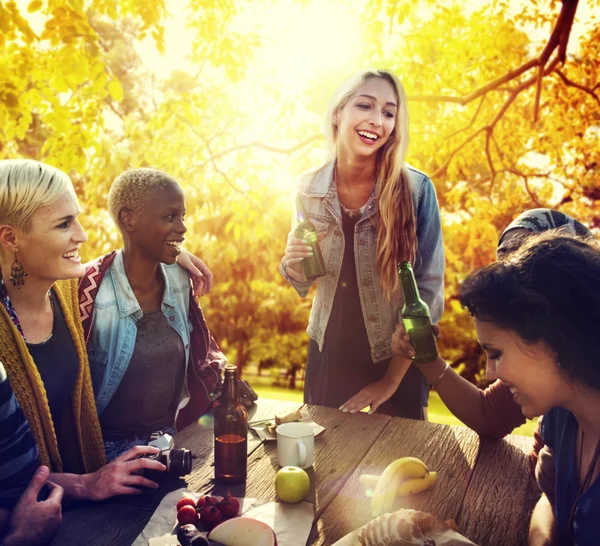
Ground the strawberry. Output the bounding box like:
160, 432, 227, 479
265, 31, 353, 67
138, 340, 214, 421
177, 505, 199, 526
216, 494, 240, 518
199, 505, 223, 530
176, 497, 196, 511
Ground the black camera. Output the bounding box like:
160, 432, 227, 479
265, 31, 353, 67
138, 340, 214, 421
145, 431, 192, 476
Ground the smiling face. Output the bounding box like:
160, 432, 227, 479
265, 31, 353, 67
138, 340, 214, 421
127, 182, 187, 265
11, 189, 87, 282
474, 318, 571, 418
334, 77, 398, 160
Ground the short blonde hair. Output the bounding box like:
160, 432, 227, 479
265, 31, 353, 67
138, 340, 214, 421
108, 168, 180, 228
0, 159, 73, 232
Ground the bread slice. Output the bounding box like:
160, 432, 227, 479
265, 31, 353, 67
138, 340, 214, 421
275, 409, 302, 425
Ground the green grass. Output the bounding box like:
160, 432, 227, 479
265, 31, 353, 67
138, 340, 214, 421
253, 385, 537, 437
254, 385, 306, 402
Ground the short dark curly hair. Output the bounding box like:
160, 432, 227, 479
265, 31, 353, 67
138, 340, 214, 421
459, 232, 600, 391
108, 168, 179, 228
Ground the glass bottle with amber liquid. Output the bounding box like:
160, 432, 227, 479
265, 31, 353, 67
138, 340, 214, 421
214, 365, 248, 484
294, 196, 326, 280
397, 261, 438, 364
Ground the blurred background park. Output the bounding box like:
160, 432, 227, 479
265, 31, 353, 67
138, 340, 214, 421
2, 0, 599, 436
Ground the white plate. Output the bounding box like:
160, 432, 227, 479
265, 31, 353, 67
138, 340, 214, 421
250, 411, 325, 441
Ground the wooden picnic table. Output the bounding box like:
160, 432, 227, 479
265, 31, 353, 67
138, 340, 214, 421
51, 399, 540, 546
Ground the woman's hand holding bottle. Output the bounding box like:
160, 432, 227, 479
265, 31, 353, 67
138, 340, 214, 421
392, 323, 440, 361
283, 231, 325, 283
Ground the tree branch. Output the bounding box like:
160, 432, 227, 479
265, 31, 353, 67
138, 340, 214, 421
554, 69, 600, 107
407, 59, 539, 106
173, 113, 254, 199
446, 96, 486, 139
533, 66, 545, 123
207, 119, 236, 145
410, 0, 578, 110
432, 127, 485, 178
197, 134, 324, 168
412, 1, 582, 178
500, 168, 547, 206
556, 0, 579, 63
431, 57, 560, 180
491, 133, 504, 162
107, 101, 124, 121
202, 139, 263, 207
485, 128, 496, 195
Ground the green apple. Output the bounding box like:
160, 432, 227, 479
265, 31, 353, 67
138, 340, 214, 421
275, 466, 310, 504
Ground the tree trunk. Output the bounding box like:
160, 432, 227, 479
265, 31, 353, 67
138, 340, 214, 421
287, 365, 299, 389
235, 341, 246, 380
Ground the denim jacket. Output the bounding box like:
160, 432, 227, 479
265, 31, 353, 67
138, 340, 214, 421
280, 161, 445, 363
87, 251, 199, 421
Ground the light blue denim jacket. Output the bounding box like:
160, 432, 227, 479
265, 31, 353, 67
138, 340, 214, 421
88, 250, 193, 418
280, 161, 445, 363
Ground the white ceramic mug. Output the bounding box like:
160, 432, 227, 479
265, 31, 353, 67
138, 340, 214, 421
276, 422, 314, 469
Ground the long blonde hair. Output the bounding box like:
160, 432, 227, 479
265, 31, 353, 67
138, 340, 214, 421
326, 69, 416, 298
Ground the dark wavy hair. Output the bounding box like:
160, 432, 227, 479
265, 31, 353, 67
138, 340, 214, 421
459, 232, 600, 391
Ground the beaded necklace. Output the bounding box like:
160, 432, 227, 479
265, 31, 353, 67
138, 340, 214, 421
0, 278, 55, 342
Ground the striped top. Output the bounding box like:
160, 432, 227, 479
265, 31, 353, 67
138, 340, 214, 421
0, 361, 38, 510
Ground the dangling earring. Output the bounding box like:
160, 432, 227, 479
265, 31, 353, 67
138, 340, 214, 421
10, 252, 27, 288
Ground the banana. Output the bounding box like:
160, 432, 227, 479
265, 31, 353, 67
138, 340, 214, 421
396, 471, 438, 496
370, 457, 430, 517
358, 474, 380, 498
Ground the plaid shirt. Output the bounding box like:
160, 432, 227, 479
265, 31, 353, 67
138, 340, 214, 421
0, 362, 39, 510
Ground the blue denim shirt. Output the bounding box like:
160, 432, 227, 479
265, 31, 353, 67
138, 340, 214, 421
88, 250, 193, 419
541, 407, 600, 545
280, 161, 445, 363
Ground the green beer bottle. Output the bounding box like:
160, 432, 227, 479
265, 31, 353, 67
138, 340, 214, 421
294, 196, 326, 280
397, 261, 438, 364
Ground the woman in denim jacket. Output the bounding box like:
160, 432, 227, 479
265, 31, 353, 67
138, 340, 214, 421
281, 69, 444, 419
82, 168, 225, 461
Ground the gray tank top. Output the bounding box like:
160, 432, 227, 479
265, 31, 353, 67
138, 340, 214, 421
100, 308, 186, 441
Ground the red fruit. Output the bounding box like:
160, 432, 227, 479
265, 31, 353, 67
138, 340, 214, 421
176, 497, 196, 511
216, 494, 240, 518
177, 505, 199, 526
199, 505, 223, 530
196, 495, 218, 511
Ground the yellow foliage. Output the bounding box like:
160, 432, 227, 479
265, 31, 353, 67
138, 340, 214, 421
27, 0, 43, 13
1, 0, 599, 382
107, 79, 123, 101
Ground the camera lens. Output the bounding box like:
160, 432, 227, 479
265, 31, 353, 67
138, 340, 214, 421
169, 448, 192, 476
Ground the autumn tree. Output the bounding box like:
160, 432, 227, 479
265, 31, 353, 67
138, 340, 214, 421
1, 0, 598, 386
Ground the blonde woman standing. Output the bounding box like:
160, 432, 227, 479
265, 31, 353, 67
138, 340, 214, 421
281, 70, 444, 418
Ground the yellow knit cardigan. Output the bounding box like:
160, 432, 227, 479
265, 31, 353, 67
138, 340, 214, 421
0, 278, 106, 473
